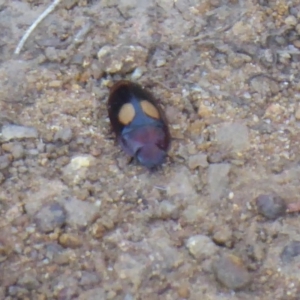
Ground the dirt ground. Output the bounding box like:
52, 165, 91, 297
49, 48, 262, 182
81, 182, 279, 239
1, 0, 300, 299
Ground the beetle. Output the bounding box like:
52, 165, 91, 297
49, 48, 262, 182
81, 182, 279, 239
107, 80, 171, 169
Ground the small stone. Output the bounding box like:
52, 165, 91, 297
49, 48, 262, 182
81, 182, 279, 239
8, 286, 29, 297
0, 242, 12, 262
293, 40, 300, 49
296, 24, 300, 35
17, 273, 39, 290
114, 253, 147, 290
185, 235, 218, 261
2, 142, 24, 159
54, 250, 71, 265
198, 103, 212, 118
280, 241, 300, 263
62, 0, 79, 10
48, 80, 62, 88
45, 47, 60, 62
188, 153, 208, 169
59, 233, 82, 249
155, 58, 167, 67
62, 155, 95, 185
79, 271, 101, 286
208, 163, 231, 202
177, 285, 190, 298
167, 167, 196, 197
2, 125, 38, 141
60, 197, 99, 228
256, 194, 286, 220
97, 44, 147, 74
213, 226, 233, 248
213, 254, 251, 290
228, 53, 252, 68
250, 75, 279, 96
53, 128, 73, 143
295, 106, 300, 120
34, 203, 66, 233
181, 205, 205, 224
90, 223, 106, 239
26, 149, 39, 157
0, 155, 11, 170
157, 200, 179, 220
131, 67, 145, 80
216, 122, 249, 152
284, 15, 297, 27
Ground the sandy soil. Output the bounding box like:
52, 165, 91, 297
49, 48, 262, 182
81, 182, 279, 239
1, 0, 300, 299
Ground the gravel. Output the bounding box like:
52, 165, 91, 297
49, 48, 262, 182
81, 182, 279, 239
60, 197, 99, 228
208, 163, 231, 202
1, 125, 38, 141
216, 122, 249, 152
58, 233, 83, 249
1, 0, 300, 299
256, 194, 287, 220
213, 253, 251, 290
185, 234, 219, 261
280, 241, 300, 263
53, 128, 73, 143
34, 202, 66, 233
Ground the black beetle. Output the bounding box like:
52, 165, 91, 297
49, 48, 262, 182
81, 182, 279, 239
108, 80, 171, 169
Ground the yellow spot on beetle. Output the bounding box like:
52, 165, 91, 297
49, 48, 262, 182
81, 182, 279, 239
140, 100, 160, 119
118, 103, 135, 125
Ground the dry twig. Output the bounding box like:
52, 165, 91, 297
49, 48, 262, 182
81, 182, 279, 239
14, 0, 62, 55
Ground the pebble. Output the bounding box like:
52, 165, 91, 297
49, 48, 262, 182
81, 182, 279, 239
131, 67, 145, 80
256, 194, 286, 220
284, 15, 297, 27
167, 167, 196, 196
208, 163, 231, 202
213, 254, 251, 290
2, 142, 24, 159
280, 241, 300, 263
90, 223, 106, 239
79, 271, 101, 286
213, 226, 233, 248
185, 235, 218, 261
60, 197, 99, 228
59, 233, 83, 249
46, 243, 72, 265
155, 58, 167, 67
45, 47, 60, 62
188, 153, 208, 170
1, 125, 38, 141
34, 203, 66, 233
177, 285, 190, 298
250, 75, 279, 96
216, 122, 249, 152
0, 242, 12, 262
114, 253, 147, 290
157, 200, 179, 220
97, 44, 147, 74
63, 155, 95, 185
17, 273, 39, 290
8, 286, 29, 297
228, 52, 252, 68
0, 155, 11, 170
53, 128, 73, 143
